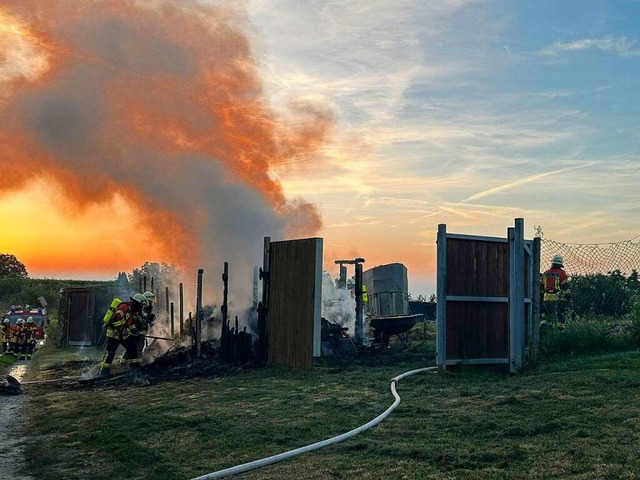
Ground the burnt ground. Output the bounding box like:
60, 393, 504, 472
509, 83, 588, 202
0, 361, 33, 480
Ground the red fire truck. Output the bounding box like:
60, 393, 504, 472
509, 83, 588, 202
2, 305, 48, 348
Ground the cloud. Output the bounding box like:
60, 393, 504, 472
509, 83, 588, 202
539, 35, 640, 56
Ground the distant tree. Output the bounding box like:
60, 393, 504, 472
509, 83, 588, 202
128, 262, 183, 288
0, 253, 28, 279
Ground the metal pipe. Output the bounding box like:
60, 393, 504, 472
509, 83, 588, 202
190, 366, 437, 480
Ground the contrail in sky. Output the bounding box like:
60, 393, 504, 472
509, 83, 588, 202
461, 163, 593, 203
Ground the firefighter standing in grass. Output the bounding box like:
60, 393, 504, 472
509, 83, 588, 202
98, 293, 146, 378
1, 317, 11, 355
23, 316, 39, 360
542, 255, 572, 325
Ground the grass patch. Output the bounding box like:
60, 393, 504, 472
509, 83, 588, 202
0, 352, 17, 376
19, 336, 640, 480
540, 315, 639, 356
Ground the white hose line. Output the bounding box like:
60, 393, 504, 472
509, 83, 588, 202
191, 366, 437, 480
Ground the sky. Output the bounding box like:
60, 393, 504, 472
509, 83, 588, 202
0, 0, 639, 297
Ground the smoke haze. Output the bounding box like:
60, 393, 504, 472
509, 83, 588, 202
0, 1, 332, 301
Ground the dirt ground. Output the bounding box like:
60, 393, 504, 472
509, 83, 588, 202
0, 362, 33, 480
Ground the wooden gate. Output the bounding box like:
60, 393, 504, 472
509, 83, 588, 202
66, 289, 96, 346
436, 218, 540, 373
266, 237, 323, 368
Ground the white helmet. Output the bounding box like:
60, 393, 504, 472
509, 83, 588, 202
16, 318, 25, 325
142, 291, 156, 304
26, 316, 34, 323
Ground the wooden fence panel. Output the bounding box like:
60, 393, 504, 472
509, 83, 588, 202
437, 220, 539, 371
267, 238, 322, 368
446, 238, 510, 297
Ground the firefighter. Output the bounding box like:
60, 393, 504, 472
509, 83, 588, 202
542, 255, 572, 325
1, 317, 11, 355
122, 290, 156, 364
13, 318, 26, 359
98, 293, 146, 378
23, 316, 39, 360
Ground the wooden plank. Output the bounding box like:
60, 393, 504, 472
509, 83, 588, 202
509, 218, 525, 373
446, 238, 509, 297
531, 237, 542, 363
446, 301, 509, 360
446, 296, 508, 303
437, 224, 447, 369
446, 233, 508, 243
445, 358, 509, 365
267, 238, 322, 369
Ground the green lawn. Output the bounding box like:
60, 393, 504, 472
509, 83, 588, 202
0, 352, 17, 376
20, 339, 640, 480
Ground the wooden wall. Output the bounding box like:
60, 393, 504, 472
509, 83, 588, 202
267, 238, 322, 368
445, 238, 510, 361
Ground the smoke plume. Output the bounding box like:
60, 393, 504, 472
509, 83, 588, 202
0, 1, 331, 302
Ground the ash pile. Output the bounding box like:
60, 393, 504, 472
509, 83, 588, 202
136, 315, 257, 382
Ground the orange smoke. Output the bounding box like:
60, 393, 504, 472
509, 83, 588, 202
0, 1, 331, 276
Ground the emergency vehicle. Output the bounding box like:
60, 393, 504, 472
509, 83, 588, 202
2, 305, 48, 348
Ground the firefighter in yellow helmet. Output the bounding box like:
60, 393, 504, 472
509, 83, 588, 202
98, 293, 145, 378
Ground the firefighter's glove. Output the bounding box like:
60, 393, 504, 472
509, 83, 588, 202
121, 327, 136, 340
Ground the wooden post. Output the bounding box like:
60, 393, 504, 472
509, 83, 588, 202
436, 224, 447, 370
195, 269, 204, 358
151, 277, 154, 292
221, 262, 229, 360
179, 282, 184, 337
170, 302, 174, 337
165, 286, 169, 316
509, 218, 525, 373
531, 237, 542, 364
138, 278, 142, 293
258, 237, 270, 364
355, 262, 363, 345
143, 275, 147, 292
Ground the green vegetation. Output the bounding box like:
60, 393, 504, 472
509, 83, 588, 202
0, 352, 16, 376
0, 277, 113, 313
19, 332, 640, 480
0, 253, 28, 279
571, 269, 640, 317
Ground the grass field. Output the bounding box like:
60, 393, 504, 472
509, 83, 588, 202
18, 332, 640, 480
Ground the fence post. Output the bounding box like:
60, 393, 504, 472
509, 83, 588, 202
179, 282, 184, 337
531, 237, 542, 363
170, 302, 174, 337
509, 219, 525, 373
436, 224, 447, 370
195, 269, 204, 358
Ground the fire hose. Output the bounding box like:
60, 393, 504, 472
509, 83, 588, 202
190, 366, 438, 480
